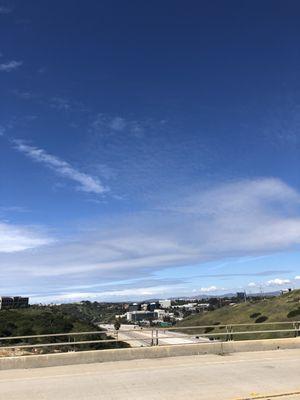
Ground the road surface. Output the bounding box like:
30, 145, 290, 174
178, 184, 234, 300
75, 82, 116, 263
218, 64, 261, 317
99, 324, 209, 347
1, 349, 300, 399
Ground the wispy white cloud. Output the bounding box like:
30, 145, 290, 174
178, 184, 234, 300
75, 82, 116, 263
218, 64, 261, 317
266, 278, 291, 286
248, 282, 257, 288
90, 114, 145, 137
0, 205, 29, 214
109, 116, 126, 131
0, 60, 23, 72
199, 286, 218, 293
12, 89, 37, 100
295, 276, 300, 280
36, 285, 180, 303
13, 140, 108, 194
0, 6, 13, 14
1, 177, 300, 301
0, 222, 53, 253
50, 97, 72, 111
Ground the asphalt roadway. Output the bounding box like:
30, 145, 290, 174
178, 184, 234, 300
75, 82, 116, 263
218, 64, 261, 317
0, 348, 300, 400
99, 324, 210, 347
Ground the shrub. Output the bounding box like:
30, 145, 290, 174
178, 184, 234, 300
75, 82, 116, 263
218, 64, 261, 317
250, 312, 261, 319
287, 309, 300, 318
255, 315, 268, 323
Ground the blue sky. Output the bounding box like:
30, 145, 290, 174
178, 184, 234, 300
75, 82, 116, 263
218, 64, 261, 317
1, 0, 300, 303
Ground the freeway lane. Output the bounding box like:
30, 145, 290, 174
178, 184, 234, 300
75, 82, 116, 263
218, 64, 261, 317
1, 349, 300, 399
99, 324, 210, 347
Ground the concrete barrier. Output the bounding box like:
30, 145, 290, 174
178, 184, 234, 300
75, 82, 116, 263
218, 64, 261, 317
0, 337, 300, 370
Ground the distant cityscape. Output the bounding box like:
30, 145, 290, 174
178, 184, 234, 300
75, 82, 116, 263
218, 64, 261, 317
106, 289, 292, 327
0, 289, 293, 328
118, 299, 211, 326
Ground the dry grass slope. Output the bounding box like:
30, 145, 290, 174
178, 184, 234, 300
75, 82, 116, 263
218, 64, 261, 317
176, 290, 300, 340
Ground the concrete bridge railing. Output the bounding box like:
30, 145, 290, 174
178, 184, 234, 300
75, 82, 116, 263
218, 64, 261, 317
0, 320, 299, 354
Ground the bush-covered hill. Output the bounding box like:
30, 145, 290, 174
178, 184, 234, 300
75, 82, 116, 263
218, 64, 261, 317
57, 301, 124, 324
0, 306, 129, 354
0, 307, 95, 337
176, 289, 300, 340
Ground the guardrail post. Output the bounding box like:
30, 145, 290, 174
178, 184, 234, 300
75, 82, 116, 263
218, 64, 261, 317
225, 325, 230, 341
225, 325, 234, 341
293, 322, 299, 337
151, 329, 154, 346
155, 329, 159, 346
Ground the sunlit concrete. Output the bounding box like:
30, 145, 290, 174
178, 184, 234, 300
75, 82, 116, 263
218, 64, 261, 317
1, 349, 300, 399
99, 323, 209, 347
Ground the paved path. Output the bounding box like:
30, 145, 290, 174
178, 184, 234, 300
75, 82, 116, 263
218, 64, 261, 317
1, 349, 300, 399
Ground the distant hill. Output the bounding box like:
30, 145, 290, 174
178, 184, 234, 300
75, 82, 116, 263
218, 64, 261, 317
144, 291, 281, 302
57, 301, 124, 324
176, 289, 300, 340
0, 305, 129, 356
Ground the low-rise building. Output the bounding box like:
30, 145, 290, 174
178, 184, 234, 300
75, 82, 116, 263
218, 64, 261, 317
173, 302, 197, 310
126, 311, 156, 323
159, 299, 171, 309
154, 309, 166, 319
198, 303, 210, 310
236, 292, 247, 301
128, 303, 139, 312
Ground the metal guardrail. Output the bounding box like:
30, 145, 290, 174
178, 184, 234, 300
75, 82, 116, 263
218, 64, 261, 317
0, 321, 299, 354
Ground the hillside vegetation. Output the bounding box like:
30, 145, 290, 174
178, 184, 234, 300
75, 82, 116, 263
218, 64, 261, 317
176, 290, 300, 340
0, 306, 129, 355
57, 301, 124, 324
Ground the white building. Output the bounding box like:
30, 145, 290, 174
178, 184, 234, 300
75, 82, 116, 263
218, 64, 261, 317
154, 309, 166, 319
159, 299, 171, 309
173, 303, 197, 310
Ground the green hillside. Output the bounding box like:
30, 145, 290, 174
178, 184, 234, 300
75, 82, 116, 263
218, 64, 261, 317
57, 301, 124, 324
176, 290, 300, 340
0, 306, 129, 356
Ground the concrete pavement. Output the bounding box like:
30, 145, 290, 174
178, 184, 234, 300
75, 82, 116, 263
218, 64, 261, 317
99, 323, 209, 347
1, 348, 300, 399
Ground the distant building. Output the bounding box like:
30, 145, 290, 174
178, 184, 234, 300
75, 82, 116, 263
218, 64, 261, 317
0, 296, 29, 310
173, 303, 197, 310
159, 299, 171, 309
148, 302, 158, 312
140, 303, 149, 311
128, 303, 139, 312
154, 309, 166, 319
236, 292, 247, 301
126, 311, 156, 322
198, 303, 210, 310
281, 288, 292, 295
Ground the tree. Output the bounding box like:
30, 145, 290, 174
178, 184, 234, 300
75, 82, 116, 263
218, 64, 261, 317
114, 320, 121, 331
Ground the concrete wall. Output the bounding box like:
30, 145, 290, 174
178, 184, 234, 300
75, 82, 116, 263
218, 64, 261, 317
1, 337, 300, 371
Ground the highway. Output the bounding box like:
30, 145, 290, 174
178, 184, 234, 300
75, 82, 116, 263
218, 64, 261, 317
99, 324, 210, 347
1, 348, 300, 399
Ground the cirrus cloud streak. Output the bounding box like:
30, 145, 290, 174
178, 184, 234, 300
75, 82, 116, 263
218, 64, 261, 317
13, 140, 107, 194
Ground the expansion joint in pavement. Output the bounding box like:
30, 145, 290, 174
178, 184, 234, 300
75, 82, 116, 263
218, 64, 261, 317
235, 390, 300, 400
